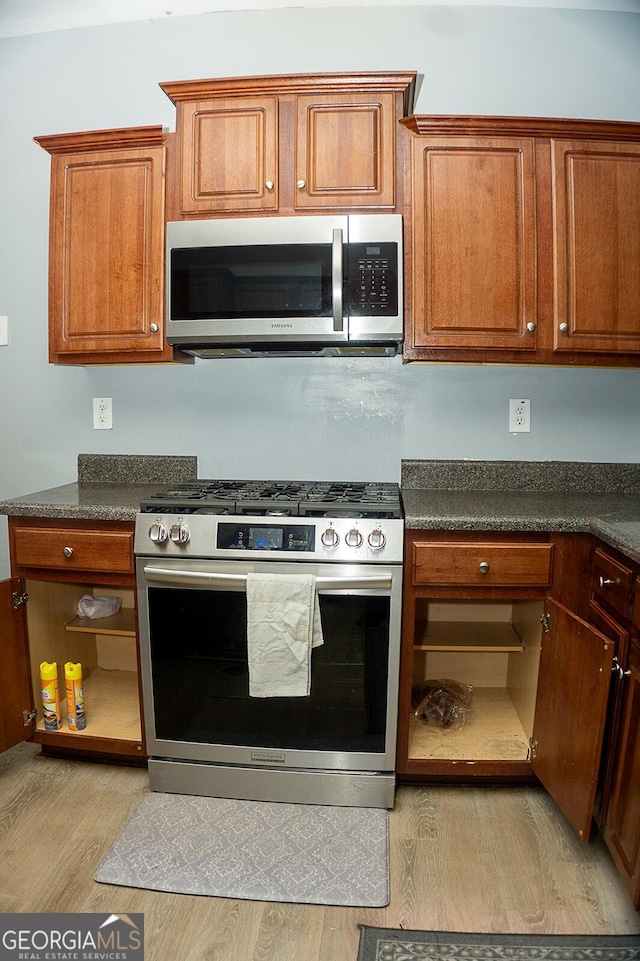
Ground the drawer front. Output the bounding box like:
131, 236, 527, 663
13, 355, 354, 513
13, 526, 133, 574
592, 549, 634, 621
411, 541, 553, 587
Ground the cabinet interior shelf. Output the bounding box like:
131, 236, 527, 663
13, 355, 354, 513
65, 608, 136, 637
35, 668, 141, 742
415, 620, 524, 653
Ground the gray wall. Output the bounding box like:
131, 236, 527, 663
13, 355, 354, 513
1, 4, 640, 578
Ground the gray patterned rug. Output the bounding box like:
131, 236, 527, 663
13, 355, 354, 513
357, 928, 640, 961
95, 792, 389, 907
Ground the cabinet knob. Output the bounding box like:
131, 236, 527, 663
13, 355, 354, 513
598, 576, 616, 588
149, 323, 159, 333
265, 180, 274, 191
613, 657, 632, 680
296, 179, 306, 189
526, 322, 536, 332
559, 322, 569, 333
478, 561, 489, 574
63, 546, 74, 559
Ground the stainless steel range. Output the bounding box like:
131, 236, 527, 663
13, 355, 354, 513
134, 479, 404, 808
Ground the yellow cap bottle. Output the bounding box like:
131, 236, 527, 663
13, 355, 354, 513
64, 661, 86, 731
40, 661, 62, 731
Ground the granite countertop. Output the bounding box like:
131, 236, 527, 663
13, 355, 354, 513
0, 454, 198, 522
2, 455, 640, 566
401, 460, 640, 566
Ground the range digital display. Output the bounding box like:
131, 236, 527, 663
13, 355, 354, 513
216, 523, 315, 552
248, 526, 283, 550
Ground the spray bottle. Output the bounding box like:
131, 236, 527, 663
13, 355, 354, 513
40, 661, 62, 730
64, 661, 86, 731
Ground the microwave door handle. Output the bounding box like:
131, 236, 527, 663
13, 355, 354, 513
332, 228, 344, 333
142, 566, 392, 592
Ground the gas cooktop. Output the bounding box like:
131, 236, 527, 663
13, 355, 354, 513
140, 479, 403, 519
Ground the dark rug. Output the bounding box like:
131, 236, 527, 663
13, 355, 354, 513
357, 927, 640, 961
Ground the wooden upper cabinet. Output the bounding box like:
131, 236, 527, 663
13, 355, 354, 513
175, 95, 279, 214
402, 115, 640, 366
552, 139, 640, 355
293, 92, 397, 209
34, 126, 182, 365
161, 72, 416, 216
407, 134, 537, 354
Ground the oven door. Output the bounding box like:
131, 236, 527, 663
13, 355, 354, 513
136, 557, 402, 773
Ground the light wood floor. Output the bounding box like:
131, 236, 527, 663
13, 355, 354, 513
1, 743, 638, 961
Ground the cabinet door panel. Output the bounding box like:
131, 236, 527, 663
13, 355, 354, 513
49, 146, 166, 357
180, 97, 278, 213
604, 643, 640, 909
295, 93, 396, 209
532, 597, 614, 840
410, 136, 537, 351
0, 579, 33, 753
553, 139, 640, 353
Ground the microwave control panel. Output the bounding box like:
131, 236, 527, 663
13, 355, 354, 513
347, 243, 398, 316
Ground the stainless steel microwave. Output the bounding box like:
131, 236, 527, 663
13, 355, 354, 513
165, 214, 403, 357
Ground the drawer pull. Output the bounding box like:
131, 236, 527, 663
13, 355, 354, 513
478, 561, 490, 574
598, 576, 616, 588
63, 546, 74, 558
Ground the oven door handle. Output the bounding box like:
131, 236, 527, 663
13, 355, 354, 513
142, 566, 392, 592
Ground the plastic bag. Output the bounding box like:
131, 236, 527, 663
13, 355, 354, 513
412, 678, 473, 731
76, 594, 122, 619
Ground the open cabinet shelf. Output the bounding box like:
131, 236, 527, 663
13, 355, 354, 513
65, 608, 136, 637
415, 620, 524, 652
34, 668, 142, 742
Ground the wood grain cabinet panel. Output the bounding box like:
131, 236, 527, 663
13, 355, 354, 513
401, 116, 640, 366
412, 541, 553, 587
604, 638, 640, 909
34, 126, 182, 365
161, 72, 416, 216
178, 96, 278, 213
408, 136, 537, 353
553, 140, 640, 354
12, 526, 133, 574
294, 93, 396, 209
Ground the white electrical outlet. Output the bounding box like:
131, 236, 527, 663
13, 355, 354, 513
93, 397, 113, 430
0, 315, 8, 346
509, 398, 531, 432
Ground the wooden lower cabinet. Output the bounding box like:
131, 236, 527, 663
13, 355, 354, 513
398, 530, 639, 907
600, 572, 640, 908
0, 517, 145, 762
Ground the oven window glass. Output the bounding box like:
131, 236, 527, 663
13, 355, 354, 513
171, 244, 333, 320
146, 587, 390, 754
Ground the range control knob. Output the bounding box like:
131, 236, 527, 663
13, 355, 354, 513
170, 522, 190, 545
367, 527, 386, 551
321, 527, 340, 549
345, 528, 363, 549
149, 521, 169, 544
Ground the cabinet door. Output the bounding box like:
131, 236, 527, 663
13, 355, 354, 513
604, 639, 640, 909
0, 579, 33, 753
294, 93, 396, 209
47, 143, 167, 360
179, 97, 278, 213
552, 139, 640, 354
531, 597, 614, 840
409, 136, 538, 352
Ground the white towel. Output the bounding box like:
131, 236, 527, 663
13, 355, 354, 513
246, 572, 324, 697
